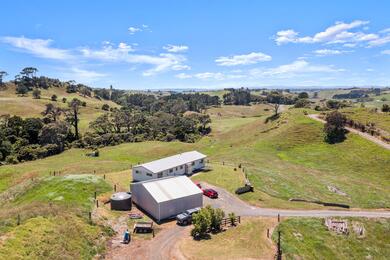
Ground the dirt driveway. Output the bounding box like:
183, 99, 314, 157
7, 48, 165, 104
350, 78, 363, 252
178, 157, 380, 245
202, 182, 390, 218
105, 221, 189, 260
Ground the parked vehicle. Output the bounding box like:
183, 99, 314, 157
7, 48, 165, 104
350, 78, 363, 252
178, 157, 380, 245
128, 213, 143, 219
176, 207, 201, 225
203, 188, 218, 198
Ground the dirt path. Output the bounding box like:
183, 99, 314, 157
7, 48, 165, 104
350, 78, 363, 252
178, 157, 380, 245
308, 114, 390, 150
202, 182, 390, 218
105, 222, 189, 260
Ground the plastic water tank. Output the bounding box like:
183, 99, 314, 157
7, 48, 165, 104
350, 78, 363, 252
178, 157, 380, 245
110, 192, 132, 210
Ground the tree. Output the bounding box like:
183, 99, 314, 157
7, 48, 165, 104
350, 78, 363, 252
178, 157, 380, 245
89, 113, 113, 134
42, 104, 62, 122
324, 111, 346, 144
228, 212, 237, 226
66, 98, 82, 139
62, 97, 67, 103
39, 121, 70, 153
267, 92, 284, 115
294, 98, 310, 108
382, 104, 390, 112
191, 208, 211, 238
298, 92, 309, 99
21, 67, 38, 78
32, 88, 41, 99
51, 94, 58, 101
15, 83, 28, 95
0, 71, 8, 86
206, 206, 225, 231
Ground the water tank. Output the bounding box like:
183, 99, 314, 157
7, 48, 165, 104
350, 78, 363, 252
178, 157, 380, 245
111, 192, 132, 210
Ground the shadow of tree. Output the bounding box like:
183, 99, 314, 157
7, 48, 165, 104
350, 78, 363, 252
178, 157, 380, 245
265, 113, 280, 124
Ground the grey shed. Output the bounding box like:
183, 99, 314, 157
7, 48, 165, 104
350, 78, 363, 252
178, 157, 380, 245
111, 192, 132, 210
131, 176, 203, 222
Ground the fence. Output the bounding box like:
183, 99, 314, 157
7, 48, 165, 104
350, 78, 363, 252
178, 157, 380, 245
220, 216, 241, 227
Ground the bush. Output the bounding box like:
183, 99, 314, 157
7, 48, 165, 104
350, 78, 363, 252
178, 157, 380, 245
51, 94, 58, 101
294, 98, 310, 108
324, 111, 347, 144
5, 155, 19, 164
32, 88, 41, 99
102, 104, 110, 111
62, 97, 67, 103
81, 101, 87, 107
382, 104, 390, 112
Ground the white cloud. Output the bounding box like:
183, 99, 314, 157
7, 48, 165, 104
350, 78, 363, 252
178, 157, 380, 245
215, 52, 271, 66
250, 59, 343, 78
1, 36, 73, 60
274, 20, 389, 47
62, 67, 107, 83
313, 49, 350, 56
381, 49, 390, 55
128, 26, 142, 35
175, 73, 192, 79
194, 72, 225, 80
81, 43, 189, 76
163, 44, 189, 53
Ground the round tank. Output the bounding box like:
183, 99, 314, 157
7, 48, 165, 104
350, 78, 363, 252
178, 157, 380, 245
111, 192, 132, 211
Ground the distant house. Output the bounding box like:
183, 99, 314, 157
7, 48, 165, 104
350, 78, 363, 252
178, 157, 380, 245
132, 151, 207, 182
131, 176, 203, 221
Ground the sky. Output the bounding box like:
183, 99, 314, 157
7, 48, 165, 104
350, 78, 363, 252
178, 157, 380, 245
1, 0, 390, 90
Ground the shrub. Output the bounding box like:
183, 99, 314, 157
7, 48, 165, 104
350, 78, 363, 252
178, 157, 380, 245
228, 212, 236, 226
324, 111, 347, 144
102, 104, 110, 111
32, 88, 41, 99
5, 155, 19, 164
294, 98, 310, 108
382, 104, 390, 112
51, 94, 58, 101
62, 97, 67, 103
81, 101, 87, 107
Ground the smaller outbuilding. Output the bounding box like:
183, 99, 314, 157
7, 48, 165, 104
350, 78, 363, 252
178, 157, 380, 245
111, 192, 132, 211
131, 176, 203, 222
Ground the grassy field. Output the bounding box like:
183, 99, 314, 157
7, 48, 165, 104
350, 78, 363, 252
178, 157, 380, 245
1, 104, 389, 209
274, 217, 390, 259
180, 217, 277, 260
0, 175, 112, 259
341, 107, 390, 133
0, 84, 119, 133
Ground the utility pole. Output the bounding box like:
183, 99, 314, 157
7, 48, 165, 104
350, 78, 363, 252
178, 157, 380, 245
276, 231, 282, 260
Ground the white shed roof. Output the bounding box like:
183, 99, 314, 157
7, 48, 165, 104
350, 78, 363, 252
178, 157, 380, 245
137, 151, 206, 173
139, 176, 203, 203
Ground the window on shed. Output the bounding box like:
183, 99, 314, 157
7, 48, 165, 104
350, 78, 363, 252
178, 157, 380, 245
157, 172, 163, 178
200, 159, 204, 163
180, 165, 183, 169
169, 169, 173, 173
135, 170, 140, 174
146, 173, 152, 177
191, 162, 195, 166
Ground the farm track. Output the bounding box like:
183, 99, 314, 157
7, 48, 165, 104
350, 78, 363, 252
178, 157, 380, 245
203, 182, 390, 218
308, 114, 390, 150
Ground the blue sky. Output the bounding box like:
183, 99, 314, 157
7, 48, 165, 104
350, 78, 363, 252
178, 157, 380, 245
1, 0, 390, 90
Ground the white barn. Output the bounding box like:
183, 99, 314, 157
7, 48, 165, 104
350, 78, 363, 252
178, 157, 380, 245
132, 151, 207, 182
130, 176, 203, 222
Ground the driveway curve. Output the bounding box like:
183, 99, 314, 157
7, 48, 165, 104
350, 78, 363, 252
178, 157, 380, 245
203, 182, 390, 218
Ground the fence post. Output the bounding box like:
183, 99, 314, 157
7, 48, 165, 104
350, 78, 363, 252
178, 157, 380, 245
96, 200, 99, 208
94, 191, 97, 200
89, 212, 92, 224
17, 214, 21, 225
278, 214, 280, 222
103, 174, 106, 180
114, 184, 116, 192
267, 228, 270, 238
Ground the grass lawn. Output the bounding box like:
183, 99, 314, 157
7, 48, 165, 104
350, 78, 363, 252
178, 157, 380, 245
180, 217, 277, 260
274, 217, 390, 259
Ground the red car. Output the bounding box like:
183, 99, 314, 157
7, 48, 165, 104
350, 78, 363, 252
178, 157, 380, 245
203, 188, 218, 199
